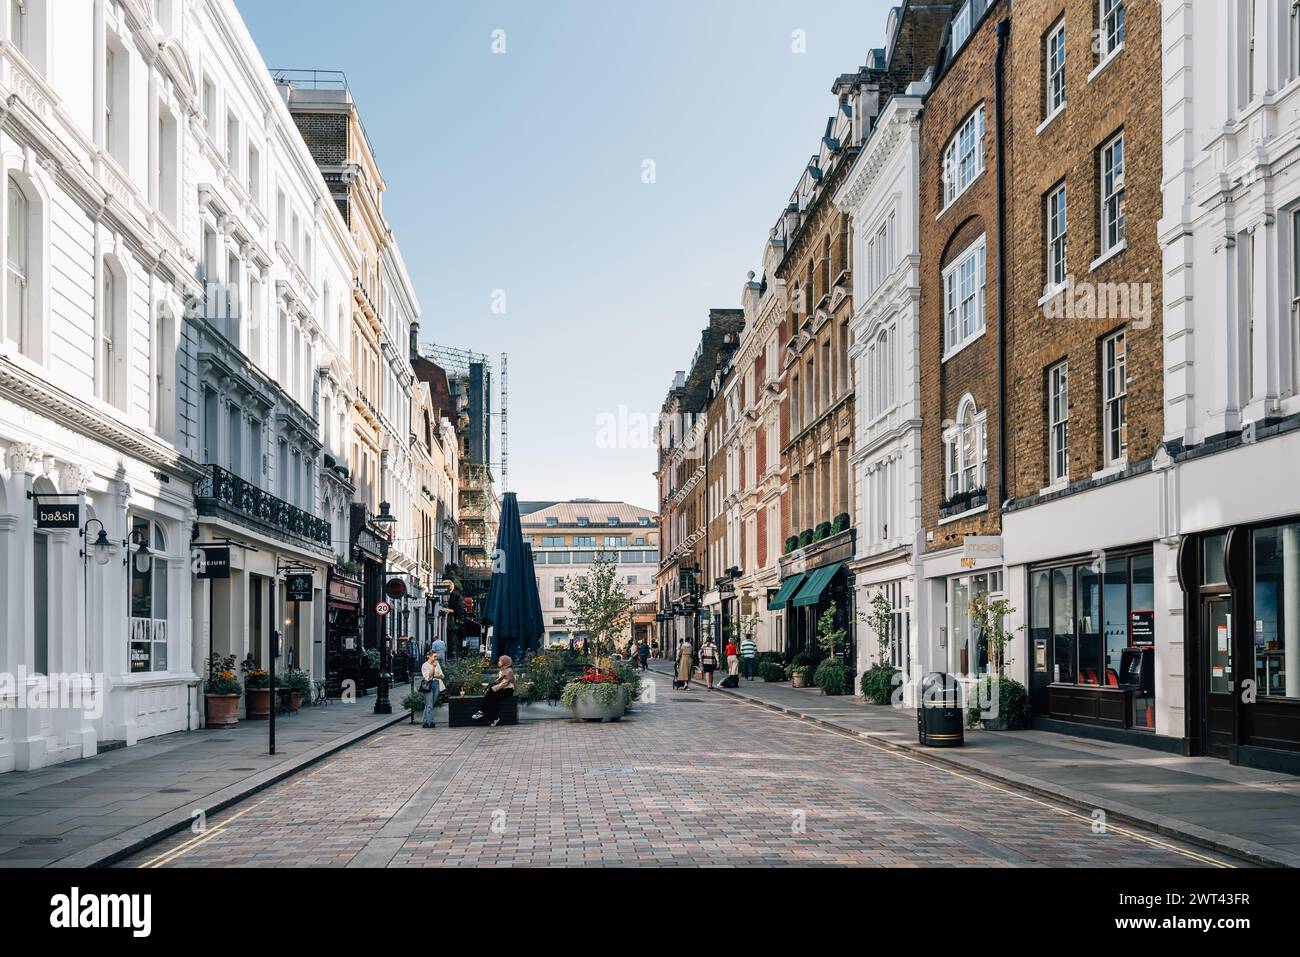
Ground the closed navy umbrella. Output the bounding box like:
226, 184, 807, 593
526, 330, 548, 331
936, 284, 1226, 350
482, 493, 543, 661
521, 543, 544, 655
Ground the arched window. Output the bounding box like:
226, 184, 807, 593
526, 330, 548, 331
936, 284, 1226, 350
943, 395, 987, 502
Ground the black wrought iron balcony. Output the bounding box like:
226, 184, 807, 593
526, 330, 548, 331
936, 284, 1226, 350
195, 464, 332, 548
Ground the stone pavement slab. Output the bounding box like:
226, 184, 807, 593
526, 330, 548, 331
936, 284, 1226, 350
652, 664, 1300, 867
0, 689, 414, 867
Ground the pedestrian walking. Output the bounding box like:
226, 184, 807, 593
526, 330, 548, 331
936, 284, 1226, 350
725, 636, 739, 677
420, 650, 444, 728
431, 634, 447, 665
675, 639, 694, 689
638, 639, 650, 671
739, 633, 758, 680
698, 637, 719, 690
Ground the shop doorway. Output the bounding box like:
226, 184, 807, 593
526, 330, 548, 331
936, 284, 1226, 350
1202, 594, 1234, 760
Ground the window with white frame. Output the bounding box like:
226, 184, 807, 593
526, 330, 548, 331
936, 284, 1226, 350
944, 396, 987, 500
105, 40, 129, 165
1100, 0, 1124, 60
1292, 210, 1300, 393
1102, 330, 1127, 465
1046, 183, 1068, 289
951, 1, 972, 51
6, 175, 29, 354
1100, 132, 1125, 255
942, 106, 985, 209
1048, 361, 1069, 484
128, 517, 170, 673
943, 234, 986, 356
1045, 19, 1066, 117
202, 76, 215, 137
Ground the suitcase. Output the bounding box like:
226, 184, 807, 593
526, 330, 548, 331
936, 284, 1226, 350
720, 674, 739, 689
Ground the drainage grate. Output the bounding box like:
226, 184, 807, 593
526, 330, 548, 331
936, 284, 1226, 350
158, 788, 189, 794
228, 767, 257, 771
21, 837, 62, 845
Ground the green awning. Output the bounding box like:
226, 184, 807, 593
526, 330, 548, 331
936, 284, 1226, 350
791, 562, 843, 607
767, 573, 806, 610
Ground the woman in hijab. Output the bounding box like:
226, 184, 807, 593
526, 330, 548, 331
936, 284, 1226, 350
479, 654, 515, 727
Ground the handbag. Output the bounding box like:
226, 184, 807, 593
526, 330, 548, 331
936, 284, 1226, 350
417, 679, 432, 694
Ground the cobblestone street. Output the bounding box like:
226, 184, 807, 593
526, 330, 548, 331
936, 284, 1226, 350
121, 683, 1242, 868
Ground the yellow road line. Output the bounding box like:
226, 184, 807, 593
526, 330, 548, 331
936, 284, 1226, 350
733, 696, 1236, 869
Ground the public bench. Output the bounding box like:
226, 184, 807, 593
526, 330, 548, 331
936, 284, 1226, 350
447, 694, 518, 727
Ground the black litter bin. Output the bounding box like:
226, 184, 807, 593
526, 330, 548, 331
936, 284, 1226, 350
918, 671, 964, 747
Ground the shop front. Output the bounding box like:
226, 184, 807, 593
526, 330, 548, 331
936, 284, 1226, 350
1026, 546, 1156, 734
1180, 520, 1300, 773
325, 571, 362, 697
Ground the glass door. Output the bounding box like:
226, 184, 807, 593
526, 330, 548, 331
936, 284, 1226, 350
1203, 595, 1234, 759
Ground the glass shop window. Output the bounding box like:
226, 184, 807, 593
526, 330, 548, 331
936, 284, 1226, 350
1253, 522, 1299, 700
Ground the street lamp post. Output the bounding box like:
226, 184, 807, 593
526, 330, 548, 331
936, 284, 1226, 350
373, 502, 397, 715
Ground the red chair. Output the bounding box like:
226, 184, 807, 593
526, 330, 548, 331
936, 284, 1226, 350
1105, 668, 1120, 687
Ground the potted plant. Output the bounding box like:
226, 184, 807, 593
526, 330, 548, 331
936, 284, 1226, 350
400, 689, 426, 724
966, 592, 1025, 730
241, 655, 270, 720
280, 668, 311, 711
204, 653, 241, 728
613, 661, 643, 711
561, 667, 626, 722
788, 652, 814, 688
858, 591, 901, 705
813, 604, 850, 695
759, 660, 787, 682
564, 557, 633, 667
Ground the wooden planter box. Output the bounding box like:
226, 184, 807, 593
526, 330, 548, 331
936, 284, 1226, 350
448, 695, 517, 727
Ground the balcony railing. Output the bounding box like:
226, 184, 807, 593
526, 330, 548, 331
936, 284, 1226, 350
195, 464, 332, 548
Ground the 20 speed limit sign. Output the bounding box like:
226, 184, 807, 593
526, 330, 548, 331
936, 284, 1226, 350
374, 601, 391, 617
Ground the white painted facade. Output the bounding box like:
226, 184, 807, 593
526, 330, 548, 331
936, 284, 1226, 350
0, 0, 205, 769
834, 87, 926, 694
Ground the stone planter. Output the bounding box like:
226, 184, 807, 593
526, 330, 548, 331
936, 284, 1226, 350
245, 687, 271, 720
569, 687, 626, 722
205, 693, 239, 728
791, 670, 810, 689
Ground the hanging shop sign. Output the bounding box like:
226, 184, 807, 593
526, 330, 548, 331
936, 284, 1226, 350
35, 500, 80, 530
194, 547, 231, 580
385, 577, 408, 600
329, 576, 362, 606
287, 573, 313, 602
961, 535, 1003, 568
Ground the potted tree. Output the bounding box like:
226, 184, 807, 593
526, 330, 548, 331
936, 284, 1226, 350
858, 592, 901, 705
242, 656, 270, 720
965, 591, 1028, 731
565, 557, 633, 668
813, 604, 851, 696
204, 653, 241, 728
280, 668, 312, 711
788, 652, 814, 688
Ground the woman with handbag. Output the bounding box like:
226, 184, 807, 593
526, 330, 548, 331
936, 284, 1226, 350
420, 650, 444, 728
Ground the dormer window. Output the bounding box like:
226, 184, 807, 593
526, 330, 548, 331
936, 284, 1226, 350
951, 1, 972, 51
546, 516, 558, 527
577, 516, 589, 527
607, 516, 619, 526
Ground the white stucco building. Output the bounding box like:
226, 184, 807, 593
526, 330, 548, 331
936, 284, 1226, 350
833, 82, 927, 694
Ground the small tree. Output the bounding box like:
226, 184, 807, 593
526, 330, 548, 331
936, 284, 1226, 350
816, 602, 847, 661
565, 557, 634, 664
968, 590, 1019, 678
863, 591, 894, 667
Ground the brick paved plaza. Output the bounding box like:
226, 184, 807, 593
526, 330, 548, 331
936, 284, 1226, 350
120, 683, 1241, 868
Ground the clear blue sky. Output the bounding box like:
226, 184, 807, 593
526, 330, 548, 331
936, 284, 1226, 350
237, 0, 898, 511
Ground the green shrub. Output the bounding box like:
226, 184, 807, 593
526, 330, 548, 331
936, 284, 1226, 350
791, 652, 814, 668
860, 664, 900, 705
784, 535, 799, 554
758, 661, 786, 682
814, 521, 832, 542
613, 662, 642, 706
832, 512, 850, 534
798, 528, 813, 548
964, 675, 1032, 729
561, 676, 622, 708
442, 656, 487, 696
814, 659, 850, 696
400, 689, 426, 712
518, 648, 569, 704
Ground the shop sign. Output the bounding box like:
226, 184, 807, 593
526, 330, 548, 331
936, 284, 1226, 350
385, 577, 408, 599
194, 547, 231, 580
353, 527, 384, 561
962, 536, 1003, 564
1129, 609, 1154, 647
287, 573, 313, 602
329, 577, 361, 605
36, 501, 79, 529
